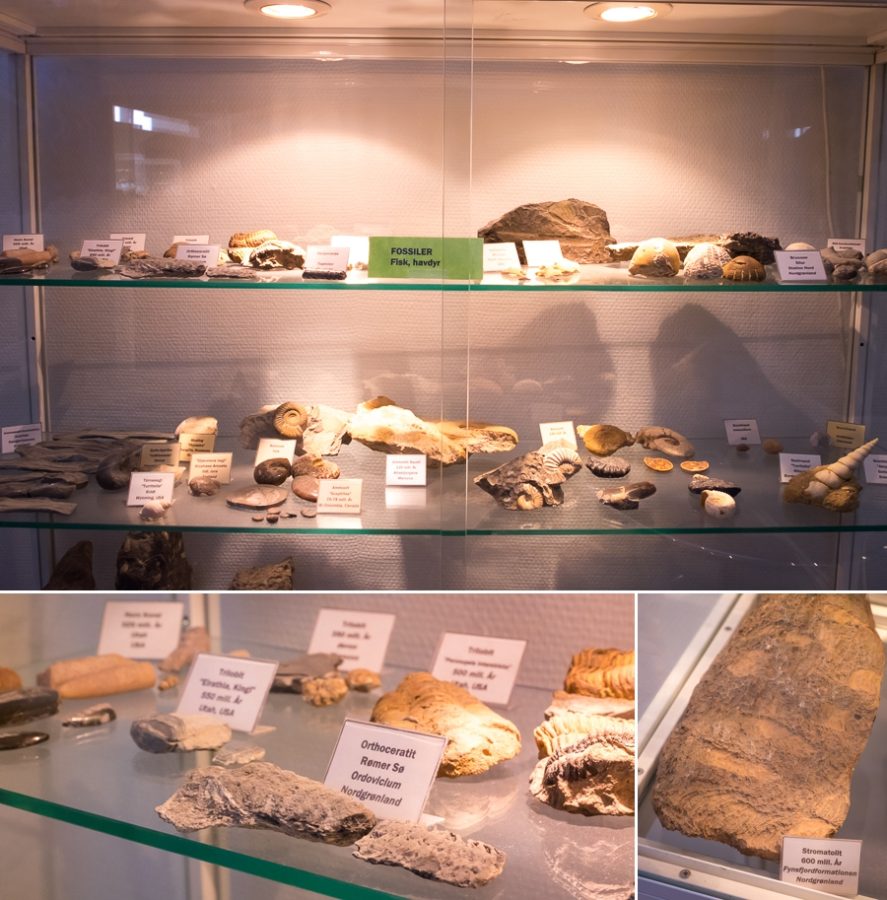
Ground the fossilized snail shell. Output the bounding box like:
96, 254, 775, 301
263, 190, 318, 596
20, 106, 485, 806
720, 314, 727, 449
175, 416, 218, 436
628, 238, 681, 278
681, 242, 731, 280
635, 426, 695, 459
803, 438, 878, 500
273, 402, 309, 438
229, 230, 278, 248
140, 499, 174, 520
701, 489, 736, 518
541, 443, 583, 477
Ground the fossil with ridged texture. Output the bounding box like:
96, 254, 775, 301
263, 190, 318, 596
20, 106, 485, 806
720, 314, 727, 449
565, 648, 635, 699
653, 594, 885, 859
681, 242, 731, 280
544, 690, 634, 720
586, 455, 631, 477
254, 457, 292, 485
540, 442, 583, 477
291, 455, 340, 479
722, 255, 766, 282
273, 401, 309, 438
474, 450, 567, 510
688, 474, 741, 496
250, 239, 304, 270
229, 229, 278, 248
38, 653, 156, 698
635, 425, 694, 459
720, 231, 781, 264
117, 257, 207, 279
229, 557, 294, 590
784, 438, 878, 512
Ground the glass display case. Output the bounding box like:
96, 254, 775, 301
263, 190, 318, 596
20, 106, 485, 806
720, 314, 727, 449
2, 1, 887, 590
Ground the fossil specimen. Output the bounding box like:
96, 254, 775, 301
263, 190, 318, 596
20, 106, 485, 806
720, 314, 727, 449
565, 648, 635, 699
0, 497, 76, 515
0, 479, 77, 500
205, 264, 259, 279
140, 499, 173, 520
643, 456, 673, 472
0, 245, 58, 272
226, 485, 288, 509
597, 481, 656, 510
628, 238, 681, 277
272, 653, 343, 692
371, 672, 521, 777
720, 231, 781, 264
159, 626, 211, 673
229, 229, 278, 248
303, 268, 347, 280
653, 594, 885, 859
189, 476, 220, 496
353, 821, 506, 887
96, 444, 143, 490
635, 425, 694, 458
762, 438, 784, 454
291, 455, 341, 479
274, 402, 309, 438
544, 691, 634, 720
38, 654, 156, 698
62, 703, 116, 727
250, 239, 305, 269
821, 247, 865, 281
291, 475, 319, 501
688, 474, 741, 496
585, 455, 631, 477
212, 744, 267, 767
229, 557, 295, 590
535, 710, 618, 757
680, 460, 710, 472
239, 402, 351, 456
530, 717, 635, 816
784, 438, 878, 512
157, 762, 377, 844
701, 489, 736, 518
478, 198, 613, 264
0, 731, 49, 750
865, 248, 887, 274
43, 540, 96, 590
540, 442, 583, 476
577, 424, 634, 456
302, 675, 348, 707
0, 688, 59, 725
534, 260, 580, 281
0, 669, 21, 693
132, 714, 232, 753
681, 242, 731, 279
722, 255, 766, 282
346, 669, 382, 692
158, 674, 179, 691
175, 416, 218, 436
116, 531, 192, 590
474, 450, 568, 510
117, 257, 207, 279
254, 457, 292, 485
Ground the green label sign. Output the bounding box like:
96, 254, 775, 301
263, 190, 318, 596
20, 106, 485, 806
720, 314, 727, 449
368, 237, 483, 280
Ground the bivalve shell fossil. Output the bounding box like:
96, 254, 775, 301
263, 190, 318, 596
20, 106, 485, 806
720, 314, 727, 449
628, 238, 681, 277
681, 242, 731, 280
722, 255, 766, 282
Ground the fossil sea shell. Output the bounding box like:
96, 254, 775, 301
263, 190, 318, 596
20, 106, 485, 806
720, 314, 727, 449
635, 426, 694, 459
140, 499, 174, 520
541, 443, 583, 477
229, 229, 278, 248
577, 424, 634, 456
189, 476, 220, 496
688, 474, 741, 496
597, 481, 656, 510
785, 241, 816, 251
681, 242, 731, 280
175, 416, 218, 436
701, 489, 736, 518
722, 255, 766, 282
803, 438, 878, 501
865, 248, 887, 274
273, 402, 309, 439
291, 455, 341, 479
628, 238, 681, 277
254, 457, 292, 485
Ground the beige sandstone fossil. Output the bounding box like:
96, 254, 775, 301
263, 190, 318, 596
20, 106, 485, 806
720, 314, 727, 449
38, 654, 156, 698
564, 648, 635, 699
653, 594, 885, 859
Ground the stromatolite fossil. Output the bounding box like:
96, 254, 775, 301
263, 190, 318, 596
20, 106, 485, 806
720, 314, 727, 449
628, 237, 681, 277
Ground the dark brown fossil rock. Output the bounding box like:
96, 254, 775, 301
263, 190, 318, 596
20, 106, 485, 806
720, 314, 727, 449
43, 540, 96, 590
116, 531, 192, 590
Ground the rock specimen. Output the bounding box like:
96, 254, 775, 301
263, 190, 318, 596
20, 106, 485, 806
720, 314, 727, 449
635, 425, 694, 459
821, 247, 865, 281
62, 703, 116, 727
688, 474, 741, 497
116, 531, 192, 590
239, 402, 351, 457
159, 626, 211, 673
565, 648, 635, 699
189, 476, 221, 496
0, 731, 49, 750
474, 448, 572, 510
682, 242, 731, 279
586, 455, 631, 477
478, 198, 613, 264
346, 669, 382, 692
0, 688, 59, 725
866, 248, 887, 275
117, 257, 207, 279
371, 672, 521, 777
0, 245, 58, 272
156, 762, 377, 845
43, 540, 96, 590
302, 675, 349, 707
38, 653, 156, 698
0, 497, 76, 515
577, 424, 634, 456
349, 396, 518, 467
530, 716, 635, 816
653, 594, 885, 859
212, 744, 267, 767
628, 238, 681, 277
291, 454, 341, 479
132, 713, 232, 753
596, 481, 656, 510
0, 668, 22, 692
254, 457, 292, 485
353, 820, 506, 887
229, 557, 295, 590
784, 438, 878, 513
722, 255, 766, 282
762, 438, 783, 454
175, 416, 218, 436
720, 231, 781, 264
291, 475, 319, 501
272, 653, 343, 692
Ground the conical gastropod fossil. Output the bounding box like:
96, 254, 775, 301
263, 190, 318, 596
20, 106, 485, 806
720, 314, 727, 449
784, 438, 878, 511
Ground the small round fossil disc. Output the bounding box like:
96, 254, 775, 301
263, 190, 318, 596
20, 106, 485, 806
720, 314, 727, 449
301, 507, 318, 518
292, 475, 320, 502
680, 460, 710, 473
226, 485, 289, 509
643, 456, 674, 472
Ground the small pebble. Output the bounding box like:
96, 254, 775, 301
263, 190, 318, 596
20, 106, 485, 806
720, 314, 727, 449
301, 507, 318, 518
762, 438, 784, 455
266, 513, 279, 524
736, 443, 751, 453
251, 514, 264, 522
292, 475, 320, 502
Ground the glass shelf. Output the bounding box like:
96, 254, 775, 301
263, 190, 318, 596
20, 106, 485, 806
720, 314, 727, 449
2, 437, 885, 538
1, 264, 885, 293
0, 642, 633, 900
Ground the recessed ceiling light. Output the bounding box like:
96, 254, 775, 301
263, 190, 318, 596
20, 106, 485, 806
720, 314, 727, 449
243, 0, 331, 19
584, 3, 672, 23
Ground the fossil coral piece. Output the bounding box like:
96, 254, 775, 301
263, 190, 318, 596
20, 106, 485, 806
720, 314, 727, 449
273, 401, 309, 438
688, 474, 741, 496
0, 688, 59, 725
43, 540, 96, 590
701, 489, 736, 518
156, 762, 377, 844
116, 531, 192, 590
635, 425, 694, 459
353, 820, 506, 887
586, 455, 631, 478
302, 675, 348, 707
372, 672, 521, 777
346, 669, 382, 692
722, 255, 766, 282
653, 594, 885, 859
159, 626, 211, 673
132, 714, 232, 753
576, 424, 634, 456
565, 648, 634, 699
474, 450, 567, 510
719, 231, 781, 264
597, 481, 656, 510
175, 416, 218, 436
272, 653, 343, 692
530, 717, 635, 816
254, 457, 292, 485
38, 654, 156, 699
628, 238, 681, 277
478, 198, 613, 264
62, 703, 116, 727
229, 557, 295, 590
229, 229, 278, 248
681, 242, 731, 279
784, 438, 878, 512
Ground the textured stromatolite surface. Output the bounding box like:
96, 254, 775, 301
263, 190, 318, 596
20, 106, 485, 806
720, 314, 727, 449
653, 594, 885, 859
353, 820, 506, 887
530, 716, 635, 816
132, 714, 232, 753
371, 672, 521, 777
156, 762, 377, 844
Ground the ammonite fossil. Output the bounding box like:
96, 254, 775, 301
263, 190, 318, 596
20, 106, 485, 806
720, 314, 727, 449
273, 402, 309, 438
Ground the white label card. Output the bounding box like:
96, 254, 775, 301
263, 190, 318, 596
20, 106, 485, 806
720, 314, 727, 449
79, 239, 124, 265
385, 454, 426, 486
2, 234, 43, 252
540, 421, 578, 449
325, 719, 446, 823
308, 608, 396, 672
431, 632, 527, 706
827, 420, 866, 450
97, 601, 184, 659
172, 234, 209, 244
305, 245, 350, 272
189, 452, 233, 484
774, 250, 827, 281
317, 478, 362, 514
255, 438, 297, 466
126, 471, 176, 506
175, 243, 219, 265
178, 653, 279, 733
178, 433, 216, 461
110, 232, 146, 252
1, 423, 42, 454
140, 442, 180, 468
523, 239, 564, 266
828, 238, 866, 255
482, 242, 521, 272
780, 836, 861, 897
779, 452, 821, 483
724, 418, 761, 446
863, 455, 887, 484
331, 235, 369, 266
